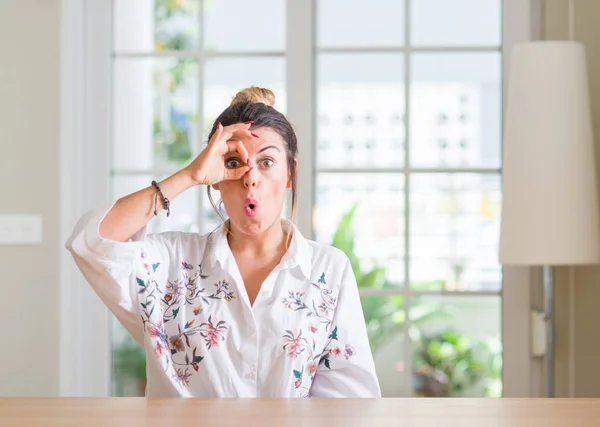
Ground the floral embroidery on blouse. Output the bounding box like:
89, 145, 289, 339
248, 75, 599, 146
137, 251, 235, 387
282, 272, 337, 332
281, 272, 355, 396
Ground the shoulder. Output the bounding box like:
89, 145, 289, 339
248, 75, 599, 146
305, 239, 350, 266
303, 239, 353, 282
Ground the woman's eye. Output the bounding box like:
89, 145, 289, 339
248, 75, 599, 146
261, 159, 274, 168
225, 159, 241, 169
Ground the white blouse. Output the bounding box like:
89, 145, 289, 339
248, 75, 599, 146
66, 204, 381, 398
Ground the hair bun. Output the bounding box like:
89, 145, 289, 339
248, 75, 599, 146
230, 86, 276, 108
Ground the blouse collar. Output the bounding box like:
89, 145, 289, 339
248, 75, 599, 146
201, 219, 312, 280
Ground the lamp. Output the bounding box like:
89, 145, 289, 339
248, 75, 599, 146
499, 36, 600, 396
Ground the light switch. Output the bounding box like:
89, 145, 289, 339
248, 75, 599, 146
0, 214, 43, 245
531, 310, 546, 357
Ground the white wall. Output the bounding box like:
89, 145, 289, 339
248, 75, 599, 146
0, 0, 61, 396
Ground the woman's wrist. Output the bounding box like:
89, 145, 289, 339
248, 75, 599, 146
181, 165, 209, 187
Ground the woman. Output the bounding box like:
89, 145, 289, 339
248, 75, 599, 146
66, 87, 381, 398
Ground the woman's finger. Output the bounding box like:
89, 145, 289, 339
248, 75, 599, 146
226, 139, 251, 168
223, 165, 251, 181
208, 122, 224, 147
214, 122, 256, 145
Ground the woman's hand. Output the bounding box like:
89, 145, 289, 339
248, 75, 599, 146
184, 122, 256, 186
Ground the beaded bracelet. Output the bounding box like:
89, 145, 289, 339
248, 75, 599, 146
151, 180, 171, 217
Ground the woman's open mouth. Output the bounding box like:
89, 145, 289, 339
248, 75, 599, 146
244, 198, 259, 218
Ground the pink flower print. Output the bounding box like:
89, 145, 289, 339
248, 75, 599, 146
331, 347, 342, 357
282, 329, 303, 359
344, 345, 356, 360
181, 261, 193, 270
200, 316, 227, 349
147, 322, 167, 343
174, 368, 192, 387
143, 262, 150, 273
309, 323, 318, 333
153, 341, 168, 358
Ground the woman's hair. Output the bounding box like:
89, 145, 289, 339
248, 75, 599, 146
206, 86, 298, 226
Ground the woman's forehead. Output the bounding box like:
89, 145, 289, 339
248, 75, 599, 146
228, 127, 286, 152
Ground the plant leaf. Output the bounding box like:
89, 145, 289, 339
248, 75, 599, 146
137, 277, 145, 287
152, 263, 160, 272
329, 326, 338, 340
293, 370, 302, 379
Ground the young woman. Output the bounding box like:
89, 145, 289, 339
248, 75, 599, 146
66, 87, 381, 398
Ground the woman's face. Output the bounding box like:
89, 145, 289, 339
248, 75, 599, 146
214, 126, 294, 236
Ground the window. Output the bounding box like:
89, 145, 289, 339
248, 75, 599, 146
313, 0, 503, 398
105, 0, 507, 397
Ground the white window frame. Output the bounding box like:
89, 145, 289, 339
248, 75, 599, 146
60, 0, 538, 397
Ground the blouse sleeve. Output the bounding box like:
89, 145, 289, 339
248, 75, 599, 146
309, 257, 382, 398
65, 203, 171, 344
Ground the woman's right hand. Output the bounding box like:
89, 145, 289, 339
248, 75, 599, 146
184, 122, 256, 186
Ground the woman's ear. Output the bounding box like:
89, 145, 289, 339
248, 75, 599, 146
287, 159, 298, 188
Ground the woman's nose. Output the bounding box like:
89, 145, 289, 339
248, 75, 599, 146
243, 168, 258, 188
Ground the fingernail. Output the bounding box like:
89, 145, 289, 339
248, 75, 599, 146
246, 157, 251, 166
251, 132, 259, 138
218, 122, 222, 129
244, 121, 253, 124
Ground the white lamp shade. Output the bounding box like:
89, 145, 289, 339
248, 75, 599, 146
500, 41, 600, 266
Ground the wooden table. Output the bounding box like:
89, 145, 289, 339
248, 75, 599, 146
1, 397, 599, 426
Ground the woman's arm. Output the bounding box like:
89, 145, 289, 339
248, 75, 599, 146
99, 170, 196, 242
310, 257, 382, 398
100, 122, 254, 242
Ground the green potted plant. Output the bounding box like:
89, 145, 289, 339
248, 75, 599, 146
412, 329, 502, 397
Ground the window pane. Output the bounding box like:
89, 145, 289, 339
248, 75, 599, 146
315, 173, 405, 287
111, 321, 146, 396
316, 53, 405, 169
110, 175, 160, 235
113, 58, 199, 172
410, 295, 502, 397
317, 0, 404, 48
114, 0, 199, 52
203, 57, 286, 127
410, 0, 501, 47
410, 53, 501, 168
204, 0, 285, 52
410, 174, 502, 292
361, 296, 408, 397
